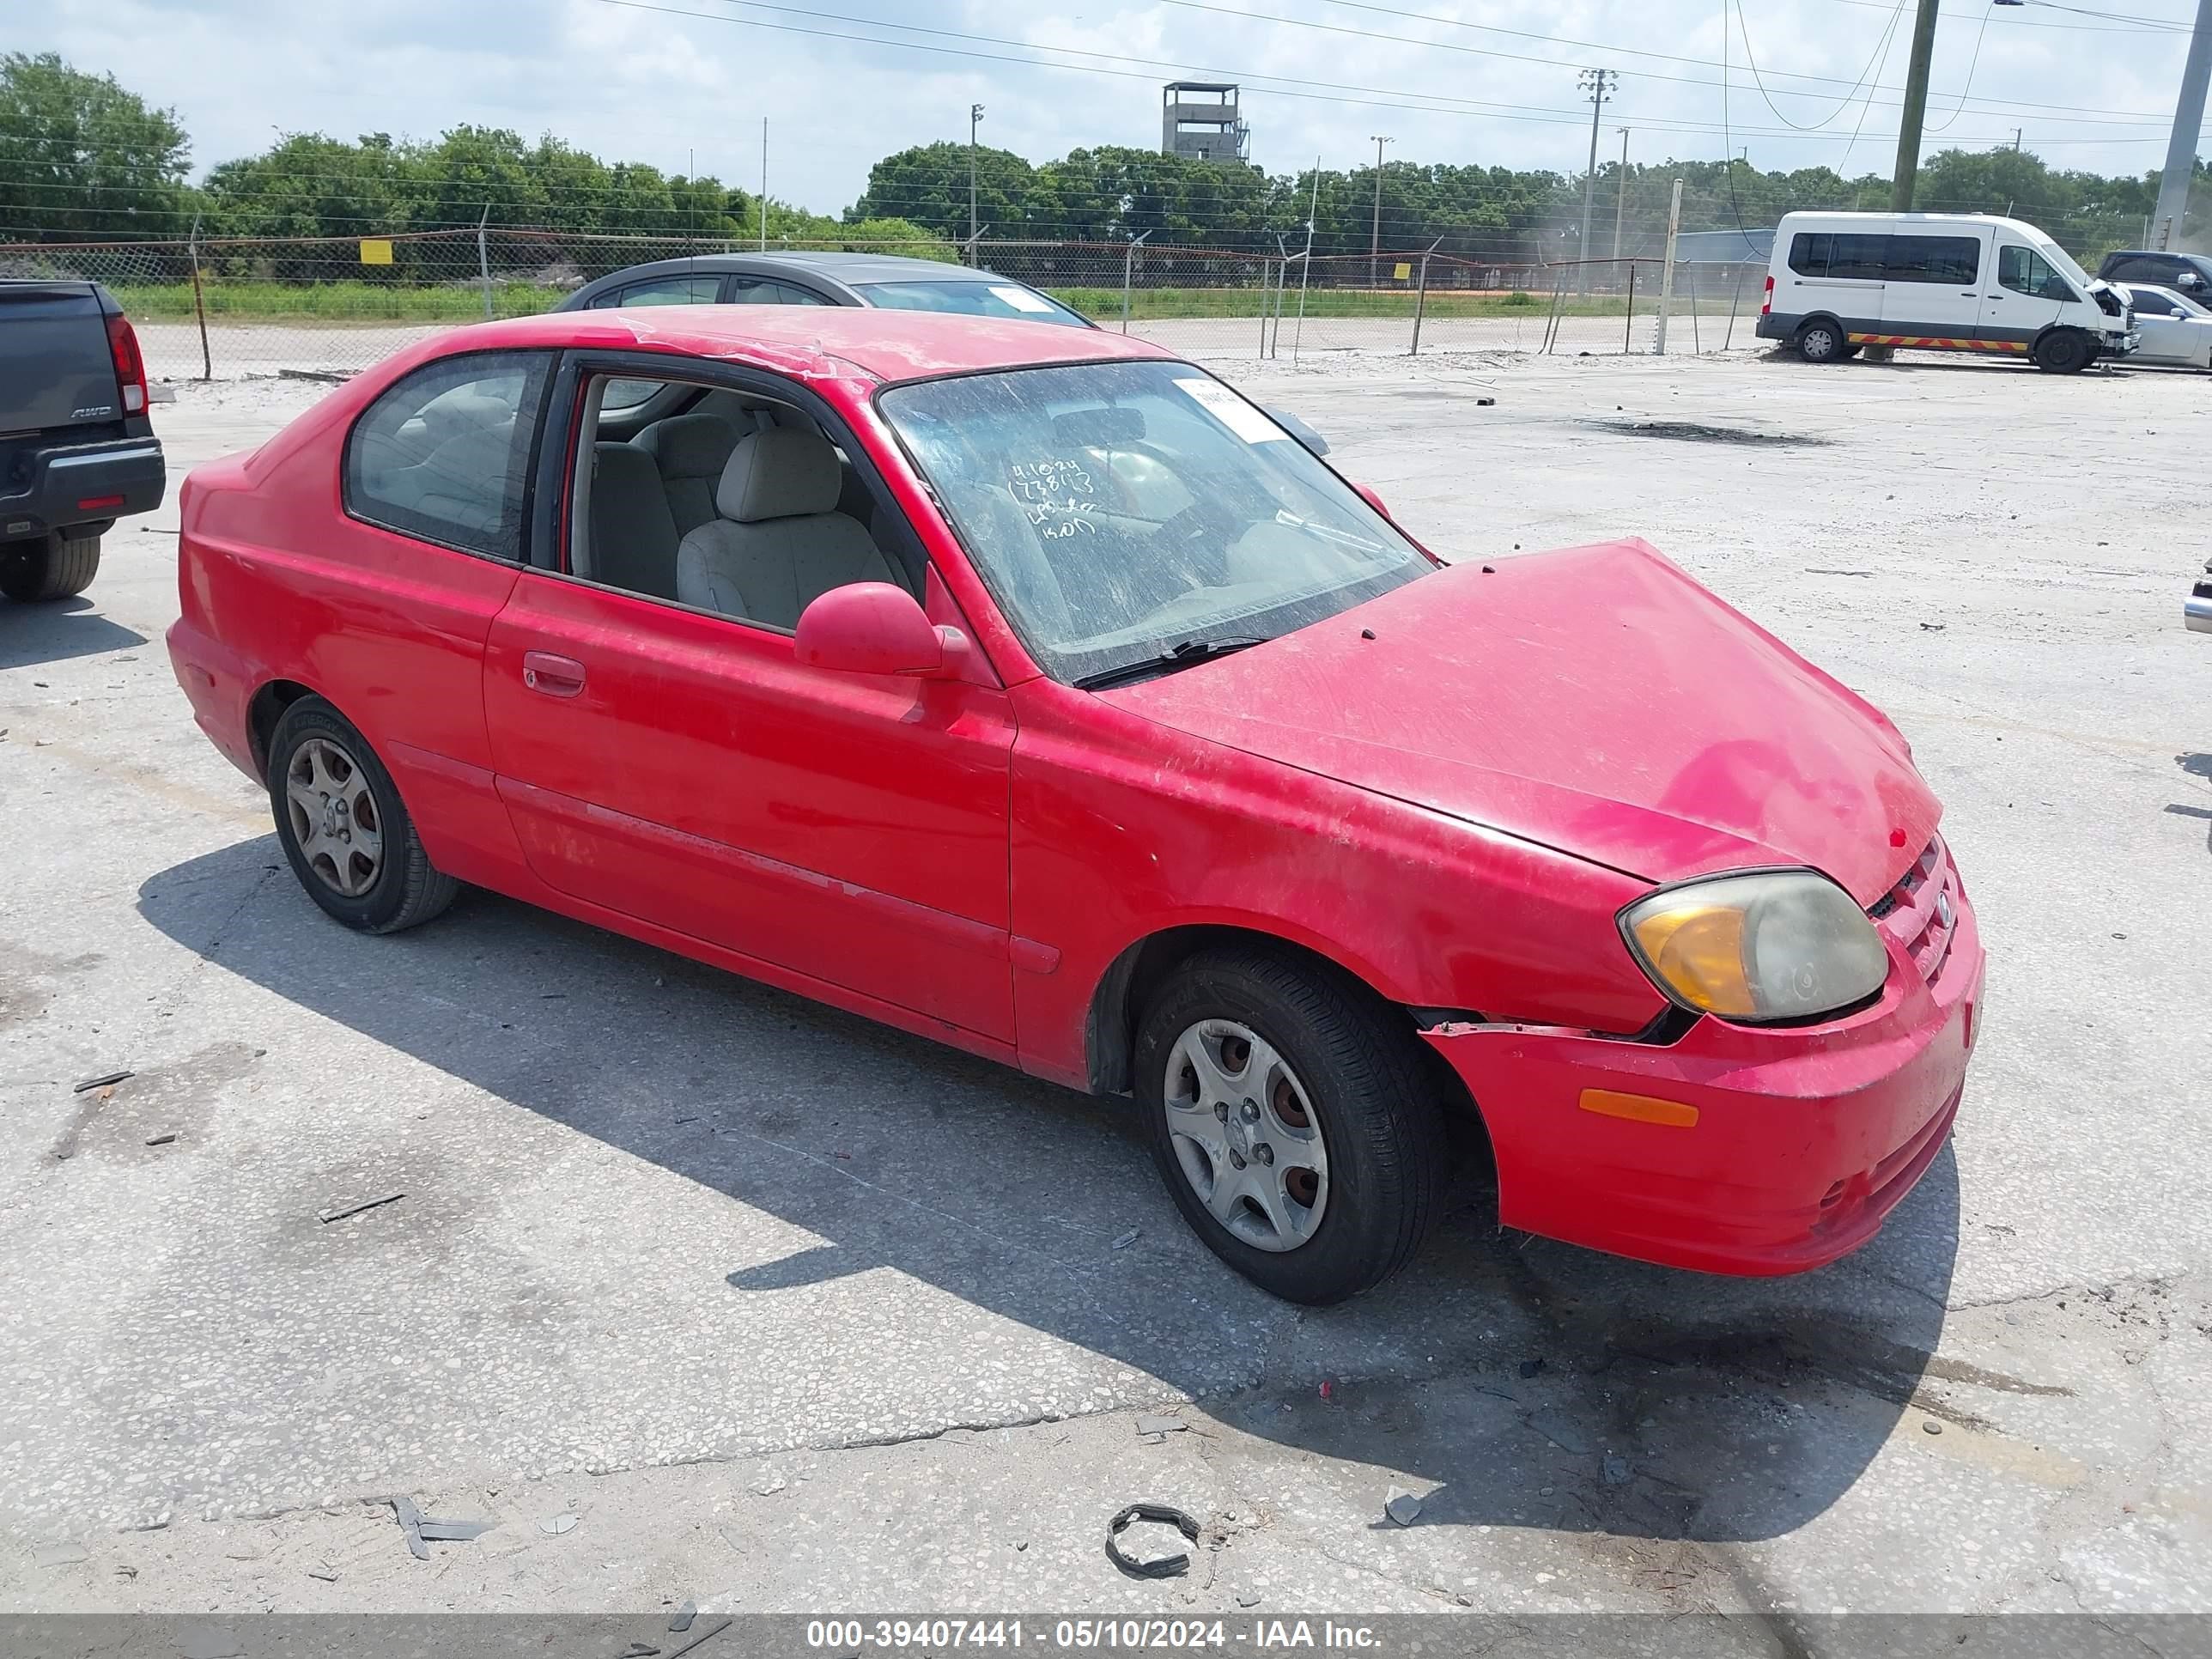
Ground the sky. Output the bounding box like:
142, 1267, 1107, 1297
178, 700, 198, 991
15, 0, 2202, 210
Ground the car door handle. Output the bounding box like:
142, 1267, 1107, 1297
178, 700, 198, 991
521, 651, 586, 698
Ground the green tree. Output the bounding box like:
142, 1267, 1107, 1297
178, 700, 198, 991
0, 52, 190, 239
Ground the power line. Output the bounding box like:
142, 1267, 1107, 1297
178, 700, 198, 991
1158, 0, 2172, 118
1926, 3, 2002, 133
1734, 0, 1918, 130
580, 0, 2169, 149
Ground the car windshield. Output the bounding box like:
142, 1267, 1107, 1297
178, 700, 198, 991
855, 279, 1093, 328
879, 359, 1433, 685
2035, 234, 2094, 289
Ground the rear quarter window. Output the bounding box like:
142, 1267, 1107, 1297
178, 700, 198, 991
343, 351, 553, 560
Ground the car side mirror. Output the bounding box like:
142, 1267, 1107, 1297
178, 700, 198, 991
1352, 482, 1394, 520
794, 582, 967, 678
1267, 407, 1330, 457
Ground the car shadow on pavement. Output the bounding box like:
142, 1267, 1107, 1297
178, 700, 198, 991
138, 836, 1957, 1547
0, 599, 148, 669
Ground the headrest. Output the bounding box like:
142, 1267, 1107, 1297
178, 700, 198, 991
592, 441, 662, 492
638, 413, 746, 482
715, 428, 842, 523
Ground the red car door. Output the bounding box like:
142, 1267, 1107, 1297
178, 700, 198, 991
481, 362, 1018, 1046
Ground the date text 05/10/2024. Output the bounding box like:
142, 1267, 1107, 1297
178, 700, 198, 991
804, 1620, 1384, 1650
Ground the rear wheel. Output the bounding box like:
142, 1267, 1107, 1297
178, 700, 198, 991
1795, 319, 1848, 363
2033, 329, 2094, 374
0, 530, 101, 603
1135, 946, 1449, 1304
267, 697, 458, 934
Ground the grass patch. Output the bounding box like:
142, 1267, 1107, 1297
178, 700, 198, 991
106, 279, 1742, 326
109, 280, 568, 324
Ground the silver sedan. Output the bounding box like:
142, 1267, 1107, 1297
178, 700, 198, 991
2118, 284, 2212, 370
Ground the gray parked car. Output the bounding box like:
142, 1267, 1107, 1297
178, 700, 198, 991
2190, 560, 2212, 634
553, 250, 1095, 327
2114, 283, 2212, 370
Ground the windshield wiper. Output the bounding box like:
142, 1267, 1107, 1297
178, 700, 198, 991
1073, 635, 1272, 691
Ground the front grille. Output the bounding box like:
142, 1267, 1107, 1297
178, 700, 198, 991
1870, 836, 1959, 983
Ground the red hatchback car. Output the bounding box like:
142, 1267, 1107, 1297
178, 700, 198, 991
167, 307, 1983, 1304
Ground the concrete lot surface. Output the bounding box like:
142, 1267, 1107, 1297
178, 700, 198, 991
2, 343, 2208, 1623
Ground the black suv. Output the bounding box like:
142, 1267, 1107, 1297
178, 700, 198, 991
2096, 249, 2212, 298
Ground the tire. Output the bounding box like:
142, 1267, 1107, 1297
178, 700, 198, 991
1796, 319, 1847, 363
2033, 330, 2094, 374
267, 696, 458, 934
0, 530, 101, 603
1134, 945, 1449, 1304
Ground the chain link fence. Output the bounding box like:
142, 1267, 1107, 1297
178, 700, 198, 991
0, 228, 1771, 383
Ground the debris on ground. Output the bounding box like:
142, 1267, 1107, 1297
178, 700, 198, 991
1528, 1410, 1590, 1455
538, 1513, 578, 1534
307, 1568, 338, 1583
617, 1644, 660, 1657
664, 1618, 732, 1656
1519, 1358, 1546, 1378
1920, 622, 1947, 631
1135, 1414, 1186, 1438
145, 1133, 177, 1147
1384, 1488, 1423, 1528
319, 1191, 406, 1225
1475, 396, 1496, 405
1602, 1454, 1633, 1486
1923, 1419, 1944, 1435
276, 368, 350, 384
1111, 1228, 1140, 1249
1106, 1502, 1204, 1579
389, 1495, 491, 1558
669, 1601, 697, 1632
1237, 1593, 1261, 1608
73, 1070, 132, 1094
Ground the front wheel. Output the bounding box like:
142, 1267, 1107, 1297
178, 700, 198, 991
267, 696, 458, 934
1135, 946, 1449, 1304
0, 530, 101, 603
2033, 329, 2094, 374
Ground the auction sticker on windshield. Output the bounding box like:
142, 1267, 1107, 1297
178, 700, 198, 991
989, 284, 1059, 313
1174, 377, 1290, 444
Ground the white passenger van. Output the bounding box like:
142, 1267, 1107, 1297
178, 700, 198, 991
1758, 210, 2136, 373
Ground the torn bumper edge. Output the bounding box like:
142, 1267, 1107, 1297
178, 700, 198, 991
1423, 902, 1984, 1276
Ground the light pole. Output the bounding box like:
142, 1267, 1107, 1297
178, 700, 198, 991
969, 103, 985, 264
2150, 0, 2210, 249
1368, 134, 1393, 284
1577, 69, 1615, 294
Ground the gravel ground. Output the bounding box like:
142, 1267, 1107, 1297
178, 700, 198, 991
2, 342, 2207, 1626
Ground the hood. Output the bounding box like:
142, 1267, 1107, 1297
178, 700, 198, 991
1103, 540, 1936, 906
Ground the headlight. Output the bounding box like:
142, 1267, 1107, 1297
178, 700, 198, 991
1619, 870, 1890, 1024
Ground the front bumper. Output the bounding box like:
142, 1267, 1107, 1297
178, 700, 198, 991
0, 436, 165, 541
1426, 869, 1984, 1276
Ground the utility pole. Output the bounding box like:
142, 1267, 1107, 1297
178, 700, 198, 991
969, 103, 985, 265
1578, 69, 1615, 294
1368, 134, 1393, 284
758, 117, 768, 252
2011, 127, 2023, 151
2151, 0, 2210, 250
1889, 0, 1942, 210
1611, 127, 1630, 264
